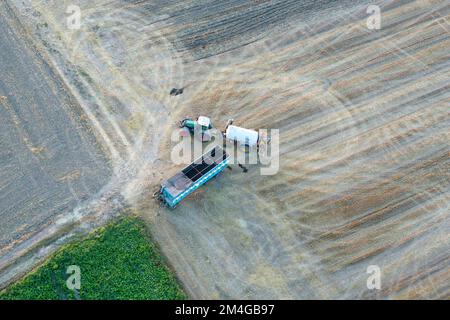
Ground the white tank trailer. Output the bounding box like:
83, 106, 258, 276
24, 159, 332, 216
224, 119, 269, 152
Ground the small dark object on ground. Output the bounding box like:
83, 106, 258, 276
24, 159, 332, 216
170, 88, 184, 96
238, 164, 248, 173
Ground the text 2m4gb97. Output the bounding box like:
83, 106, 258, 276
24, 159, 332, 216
219, 304, 274, 315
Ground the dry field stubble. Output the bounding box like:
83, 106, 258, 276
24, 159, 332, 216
2, 0, 449, 298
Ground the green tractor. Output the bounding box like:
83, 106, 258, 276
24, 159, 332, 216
179, 116, 213, 142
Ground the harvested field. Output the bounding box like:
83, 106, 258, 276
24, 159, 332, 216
2, 0, 449, 299
0, 0, 112, 286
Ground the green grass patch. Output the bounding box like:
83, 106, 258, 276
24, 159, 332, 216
0, 217, 186, 300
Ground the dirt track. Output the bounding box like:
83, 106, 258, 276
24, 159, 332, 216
2, 0, 449, 298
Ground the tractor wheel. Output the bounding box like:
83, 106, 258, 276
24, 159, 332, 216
201, 131, 212, 142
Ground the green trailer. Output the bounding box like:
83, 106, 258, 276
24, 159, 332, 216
158, 146, 229, 208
